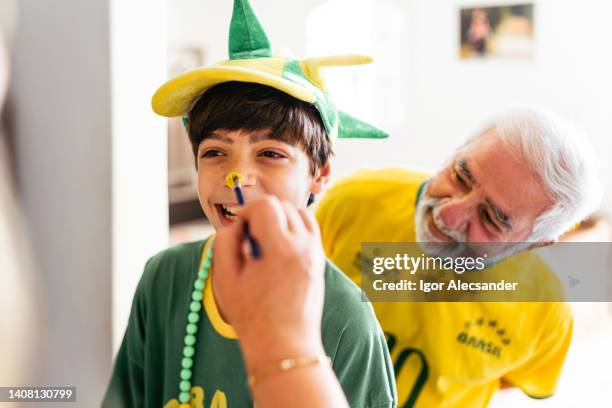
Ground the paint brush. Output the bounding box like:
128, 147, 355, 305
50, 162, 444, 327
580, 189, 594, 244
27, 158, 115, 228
225, 172, 261, 258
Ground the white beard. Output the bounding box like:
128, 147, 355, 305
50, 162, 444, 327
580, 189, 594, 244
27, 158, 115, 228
415, 190, 467, 257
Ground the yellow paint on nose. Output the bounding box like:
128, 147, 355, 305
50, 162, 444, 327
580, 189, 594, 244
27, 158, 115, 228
225, 171, 244, 188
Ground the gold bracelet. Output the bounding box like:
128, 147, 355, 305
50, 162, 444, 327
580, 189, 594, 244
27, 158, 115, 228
247, 355, 332, 388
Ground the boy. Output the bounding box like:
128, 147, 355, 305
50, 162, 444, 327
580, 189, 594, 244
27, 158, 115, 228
102, 1, 396, 407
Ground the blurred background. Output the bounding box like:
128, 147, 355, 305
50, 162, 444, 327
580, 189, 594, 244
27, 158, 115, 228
1, 0, 611, 406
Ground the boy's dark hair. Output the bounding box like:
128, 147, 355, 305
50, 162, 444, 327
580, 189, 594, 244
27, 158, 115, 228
185, 81, 333, 175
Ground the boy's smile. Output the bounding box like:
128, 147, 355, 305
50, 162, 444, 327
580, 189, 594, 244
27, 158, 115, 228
196, 129, 330, 230
215, 203, 240, 225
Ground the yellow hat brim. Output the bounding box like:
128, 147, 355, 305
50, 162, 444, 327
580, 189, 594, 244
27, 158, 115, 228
152, 63, 317, 117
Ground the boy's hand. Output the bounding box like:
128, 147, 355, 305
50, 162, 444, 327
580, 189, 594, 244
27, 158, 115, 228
213, 196, 326, 369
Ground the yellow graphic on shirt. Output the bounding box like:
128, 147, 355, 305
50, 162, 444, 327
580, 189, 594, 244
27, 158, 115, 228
163, 387, 227, 408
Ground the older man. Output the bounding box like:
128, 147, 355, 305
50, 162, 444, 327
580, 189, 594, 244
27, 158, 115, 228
315, 109, 602, 407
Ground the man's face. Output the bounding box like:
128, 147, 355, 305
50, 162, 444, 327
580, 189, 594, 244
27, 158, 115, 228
196, 129, 329, 230
416, 129, 552, 259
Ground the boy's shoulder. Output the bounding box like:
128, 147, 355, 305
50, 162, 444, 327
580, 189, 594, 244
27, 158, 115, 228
323, 259, 362, 303
322, 260, 397, 408
146, 239, 207, 270
140, 242, 381, 334
325, 167, 429, 199
322, 259, 380, 333
139, 239, 209, 295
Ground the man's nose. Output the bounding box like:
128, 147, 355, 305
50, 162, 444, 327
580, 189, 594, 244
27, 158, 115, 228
436, 194, 478, 233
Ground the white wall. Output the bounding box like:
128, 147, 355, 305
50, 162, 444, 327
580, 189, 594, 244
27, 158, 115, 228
167, 0, 326, 63
404, 0, 612, 214
110, 0, 169, 354
168, 0, 612, 212
311, 0, 612, 214
305, 0, 418, 181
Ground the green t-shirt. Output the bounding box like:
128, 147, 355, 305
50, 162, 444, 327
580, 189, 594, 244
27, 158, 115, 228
102, 238, 397, 408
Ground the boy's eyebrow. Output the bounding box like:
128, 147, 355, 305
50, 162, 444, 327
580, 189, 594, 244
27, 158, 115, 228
206, 131, 234, 144
249, 129, 298, 145
249, 130, 274, 143
205, 129, 298, 146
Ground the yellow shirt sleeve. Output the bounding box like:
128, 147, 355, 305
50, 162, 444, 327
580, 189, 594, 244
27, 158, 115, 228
315, 177, 363, 256
314, 185, 340, 257
502, 303, 573, 398
316, 168, 429, 257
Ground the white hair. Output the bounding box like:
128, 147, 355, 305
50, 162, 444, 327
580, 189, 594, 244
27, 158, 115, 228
475, 108, 603, 241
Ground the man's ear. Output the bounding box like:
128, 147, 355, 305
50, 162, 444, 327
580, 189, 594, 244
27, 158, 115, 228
310, 162, 331, 195
526, 239, 556, 251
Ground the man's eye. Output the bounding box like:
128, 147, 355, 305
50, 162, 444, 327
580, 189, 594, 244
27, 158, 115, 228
259, 150, 285, 159
481, 208, 500, 231
455, 170, 468, 188
201, 150, 224, 158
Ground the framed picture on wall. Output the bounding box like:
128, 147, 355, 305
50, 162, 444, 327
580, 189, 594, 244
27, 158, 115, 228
459, 3, 534, 60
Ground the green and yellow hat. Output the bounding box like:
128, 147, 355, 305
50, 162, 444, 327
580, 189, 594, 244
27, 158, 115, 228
152, 0, 388, 141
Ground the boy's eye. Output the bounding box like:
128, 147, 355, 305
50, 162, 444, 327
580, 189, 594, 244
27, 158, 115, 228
259, 150, 286, 159
201, 149, 225, 158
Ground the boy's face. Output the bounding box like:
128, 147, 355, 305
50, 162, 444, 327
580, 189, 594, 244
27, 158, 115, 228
196, 129, 330, 230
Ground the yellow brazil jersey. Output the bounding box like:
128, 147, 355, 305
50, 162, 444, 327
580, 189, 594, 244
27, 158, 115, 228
315, 168, 573, 408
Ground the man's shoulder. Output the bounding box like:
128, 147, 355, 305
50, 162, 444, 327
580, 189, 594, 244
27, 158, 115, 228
324, 167, 429, 201
316, 167, 428, 233
491, 250, 567, 302
346, 167, 429, 184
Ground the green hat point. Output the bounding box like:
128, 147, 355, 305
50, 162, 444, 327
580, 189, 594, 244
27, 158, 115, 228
338, 110, 388, 139
229, 0, 272, 59
153, 0, 389, 141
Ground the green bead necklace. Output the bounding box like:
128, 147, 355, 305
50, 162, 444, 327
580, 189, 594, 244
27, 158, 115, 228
177, 239, 214, 405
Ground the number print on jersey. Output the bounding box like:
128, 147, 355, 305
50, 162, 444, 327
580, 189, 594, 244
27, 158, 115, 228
386, 332, 429, 408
